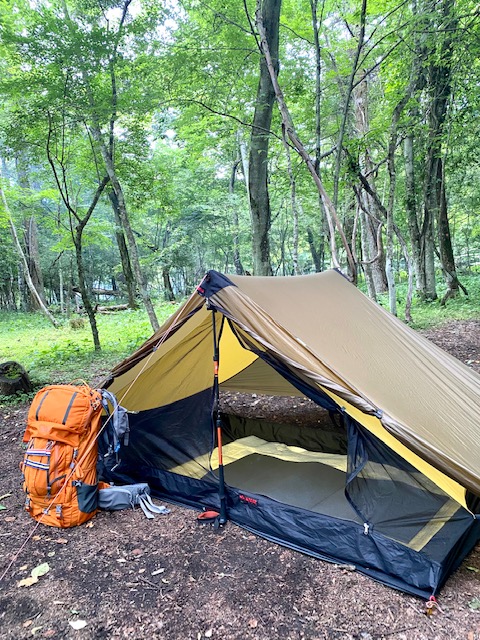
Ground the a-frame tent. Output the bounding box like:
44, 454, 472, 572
104, 270, 480, 597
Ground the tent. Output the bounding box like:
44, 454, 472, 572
104, 269, 480, 597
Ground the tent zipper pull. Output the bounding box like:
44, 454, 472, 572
363, 523, 370, 535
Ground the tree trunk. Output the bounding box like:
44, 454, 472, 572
74, 228, 101, 351
108, 190, 138, 309
24, 216, 45, 309
358, 206, 377, 300
92, 127, 159, 331
404, 134, 426, 296
354, 166, 414, 322
0, 361, 32, 396
282, 134, 299, 274
248, 0, 281, 276
59, 262, 65, 314
162, 267, 175, 301
385, 210, 397, 316
437, 157, 465, 303
353, 69, 387, 297
333, 0, 367, 209
385, 76, 416, 320
15, 153, 46, 310
66, 0, 158, 329
421, 0, 459, 301
229, 156, 245, 275
255, 0, 356, 281
310, 0, 327, 271
306, 226, 322, 272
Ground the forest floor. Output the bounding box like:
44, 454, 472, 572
1, 320, 480, 639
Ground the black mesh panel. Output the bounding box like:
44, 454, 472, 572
345, 416, 472, 556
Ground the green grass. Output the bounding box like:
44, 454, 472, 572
377, 273, 480, 329
0, 302, 181, 405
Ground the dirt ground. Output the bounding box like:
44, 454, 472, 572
1, 320, 480, 640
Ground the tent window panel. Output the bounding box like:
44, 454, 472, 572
346, 418, 472, 554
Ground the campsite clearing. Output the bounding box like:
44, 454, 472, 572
1, 319, 480, 639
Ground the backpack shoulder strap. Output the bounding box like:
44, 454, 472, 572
100, 390, 130, 448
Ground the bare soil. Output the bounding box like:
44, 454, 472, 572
1, 321, 480, 640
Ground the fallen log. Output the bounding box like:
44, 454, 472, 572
96, 304, 130, 313
92, 288, 123, 296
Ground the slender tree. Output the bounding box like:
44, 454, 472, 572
247, 0, 282, 275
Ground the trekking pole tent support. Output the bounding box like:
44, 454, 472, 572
209, 303, 228, 527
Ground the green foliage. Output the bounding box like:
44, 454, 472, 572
0, 0, 479, 304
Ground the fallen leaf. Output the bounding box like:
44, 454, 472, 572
70, 609, 80, 615
42, 631, 56, 638
69, 620, 88, 630
116, 558, 127, 563
205, 629, 213, 638
466, 566, 479, 573
31, 563, 50, 579
468, 632, 474, 640
5, 516, 16, 522
53, 601, 66, 605
47, 551, 55, 557
19, 565, 28, 571
18, 563, 50, 587
468, 598, 480, 610
248, 619, 258, 629
151, 568, 165, 576
0, 505, 6, 511
18, 576, 39, 587
32, 535, 41, 541
85, 522, 94, 528
23, 620, 33, 627
0, 493, 12, 501
55, 538, 68, 544
30, 626, 43, 636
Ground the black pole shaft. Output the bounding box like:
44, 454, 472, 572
211, 308, 227, 525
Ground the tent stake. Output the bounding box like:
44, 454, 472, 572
211, 307, 228, 526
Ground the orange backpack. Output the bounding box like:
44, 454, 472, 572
21, 383, 103, 528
